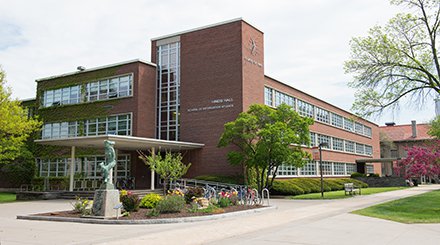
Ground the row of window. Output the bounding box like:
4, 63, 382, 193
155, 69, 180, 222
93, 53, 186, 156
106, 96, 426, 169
37, 155, 130, 179
42, 74, 133, 108
41, 114, 131, 139
275, 161, 361, 177
310, 132, 373, 156
264, 87, 373, 138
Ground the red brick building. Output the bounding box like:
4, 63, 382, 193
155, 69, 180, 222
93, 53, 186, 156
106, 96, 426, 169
32, 19, 380, 190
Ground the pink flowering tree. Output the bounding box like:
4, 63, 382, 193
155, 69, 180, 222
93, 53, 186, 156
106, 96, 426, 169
395, 141, 440, 179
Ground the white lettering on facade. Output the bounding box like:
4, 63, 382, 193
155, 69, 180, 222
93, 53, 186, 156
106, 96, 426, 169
244, 57, 262, 68
187, 98, 235, 112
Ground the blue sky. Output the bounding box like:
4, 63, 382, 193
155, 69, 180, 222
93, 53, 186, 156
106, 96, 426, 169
0, 0, 435, 125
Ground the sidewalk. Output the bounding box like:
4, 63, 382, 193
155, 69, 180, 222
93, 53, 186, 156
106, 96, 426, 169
0, 185, 438, 245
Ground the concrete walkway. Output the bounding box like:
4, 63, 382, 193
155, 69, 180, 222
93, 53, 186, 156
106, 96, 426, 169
0, 185, 439, 245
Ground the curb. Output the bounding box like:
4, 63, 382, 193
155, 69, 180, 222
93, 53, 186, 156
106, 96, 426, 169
17, 205, 277, 225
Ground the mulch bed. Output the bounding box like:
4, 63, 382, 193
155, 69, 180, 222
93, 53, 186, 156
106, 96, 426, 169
35, 204, 263, 220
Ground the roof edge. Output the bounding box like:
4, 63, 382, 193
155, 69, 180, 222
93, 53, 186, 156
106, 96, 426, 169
151, 18, 245, 41
264, 75, 379, 127
36, 59, 156, 82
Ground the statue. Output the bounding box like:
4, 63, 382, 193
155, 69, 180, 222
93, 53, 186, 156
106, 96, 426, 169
99, 140, 116, 186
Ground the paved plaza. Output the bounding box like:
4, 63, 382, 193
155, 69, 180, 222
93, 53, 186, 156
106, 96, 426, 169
0, 185, 439, 245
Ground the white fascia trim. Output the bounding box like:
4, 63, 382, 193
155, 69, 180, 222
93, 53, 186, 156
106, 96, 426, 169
151, 18, 243, 41
36, 59, 157, 82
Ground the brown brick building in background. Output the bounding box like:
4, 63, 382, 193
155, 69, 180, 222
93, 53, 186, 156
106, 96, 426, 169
28, 18, 380, 190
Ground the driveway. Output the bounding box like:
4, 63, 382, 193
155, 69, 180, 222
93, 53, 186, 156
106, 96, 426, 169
0, 185, 439, 245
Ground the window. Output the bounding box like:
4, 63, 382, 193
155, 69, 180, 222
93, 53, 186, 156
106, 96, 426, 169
364, 126, 372, 137
316, 107, 330, 124
86, 74, 132, 102
356, 143, 365, 155
264, 87, 273, 106
42, 121, 78, 139
275, 164, 298, 176
365, 145, 373, 156
274, 91, 295, 108
343, 118, 354, 131
390, 149, 398, 158
346, 163, 356, 174
297, 100, 314, 118
300, 161, 317, 175
366, 164, 374, 174
86, 114, 131, 136
331, 113, 343, 128
320, 161, 332, 175
332, 137, 344, 151
345, 140, 355, 153
310, 132, 316, 147
355, 122, 364, 134
317, 134, 330, 148
43, 85, 81, 107
334, 163, 345, 175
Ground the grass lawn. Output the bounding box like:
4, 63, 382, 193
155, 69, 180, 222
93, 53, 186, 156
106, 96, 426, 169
352, 190, 440, 223
0, 192, 16, 203
290, 187, 407, 200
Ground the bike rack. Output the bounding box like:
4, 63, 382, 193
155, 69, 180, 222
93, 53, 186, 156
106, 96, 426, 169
261, 188, 270, 206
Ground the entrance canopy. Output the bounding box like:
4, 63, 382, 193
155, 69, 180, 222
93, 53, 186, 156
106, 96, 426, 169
35, 135, 205, 151
355, 157, 401, 163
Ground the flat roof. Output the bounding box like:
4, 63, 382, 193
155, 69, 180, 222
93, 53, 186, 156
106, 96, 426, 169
35, 135, 204, 151
151, 18, 263, 41
264, 75, 379, 127
36, 59, 157, 82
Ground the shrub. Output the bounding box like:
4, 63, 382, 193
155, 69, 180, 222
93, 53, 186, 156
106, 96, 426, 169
271, 180, 304, 195
368, 173, 380, 177
72, 196, 92, 215
351, 172, 367, 178
194, 175, 244, 185
120, 191, 140, 212
218, 197, 232, 208
147, 209, 160, 217
156, 195, 185, 213
140, 193, 162, 209
184, 187, 204, 203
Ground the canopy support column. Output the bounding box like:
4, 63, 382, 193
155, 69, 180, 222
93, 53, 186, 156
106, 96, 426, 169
151, 147, 155, 190
69, 146, 76, 192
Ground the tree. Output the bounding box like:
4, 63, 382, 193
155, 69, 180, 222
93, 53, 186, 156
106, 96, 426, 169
345, 0, 440, 117
0, 67, 41, 164
428, 115, 440, 138
395, 141, 440, 180
138, 150, 191, 195
218, 104, 313, 193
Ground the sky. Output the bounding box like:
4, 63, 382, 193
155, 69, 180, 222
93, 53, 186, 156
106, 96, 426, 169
0, 0, 436, 126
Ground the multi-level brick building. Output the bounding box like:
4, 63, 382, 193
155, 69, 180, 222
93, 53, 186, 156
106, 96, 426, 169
30, 18, 380, 190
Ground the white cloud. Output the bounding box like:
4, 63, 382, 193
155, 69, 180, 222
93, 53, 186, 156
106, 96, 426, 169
0, 0, 435, 124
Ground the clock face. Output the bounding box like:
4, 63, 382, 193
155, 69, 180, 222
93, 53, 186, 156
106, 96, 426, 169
249, 37, 258, 56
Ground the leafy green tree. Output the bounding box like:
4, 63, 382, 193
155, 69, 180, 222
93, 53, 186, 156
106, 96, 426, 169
138, 151, 191, 195
218, 104, 313, 193
345, 0, 440, 117
0, 67, 41, 164
428, 115, 440, 138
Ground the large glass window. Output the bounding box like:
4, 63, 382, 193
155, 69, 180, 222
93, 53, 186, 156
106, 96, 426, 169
300, 161, 317, 175
310, 132, 316, 147
364, 126, 372, 137
157, 42, 180, 141
264, 87, 273, 106
320, 161, 332, 175
332, 137, 344, 151
43, 85, 81, 107
365, 145, 373, 156
334, 163, 345, 175
355, 122, 364, 134
316, 107, 330, 124
86, 74, 132, 102
86, 114, 131, 136
42, 121, 78, 139
317, 134, 331, 148
274, 91, 295, 108
343, 118, 354, 131
346, 163, 356, 174
345, 140, 355, 153
297, 100, 314, 118
275, 164, 298, 176
356, 143, 365, 155
331, 113, 343, 128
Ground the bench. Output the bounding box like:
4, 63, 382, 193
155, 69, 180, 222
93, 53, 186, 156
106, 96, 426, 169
344, 183, 361, 196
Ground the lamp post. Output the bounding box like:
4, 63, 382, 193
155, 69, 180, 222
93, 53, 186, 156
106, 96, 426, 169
318, 142, 328, 198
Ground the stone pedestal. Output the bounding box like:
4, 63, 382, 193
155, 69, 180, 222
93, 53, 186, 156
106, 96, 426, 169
92, 189, 121, 218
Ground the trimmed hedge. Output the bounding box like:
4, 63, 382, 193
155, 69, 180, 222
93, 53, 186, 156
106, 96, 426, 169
194, 175, 244, 185
271, 178, 368, 196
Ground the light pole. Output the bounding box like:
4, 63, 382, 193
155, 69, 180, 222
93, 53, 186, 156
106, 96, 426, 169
319, 142, 328, 198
